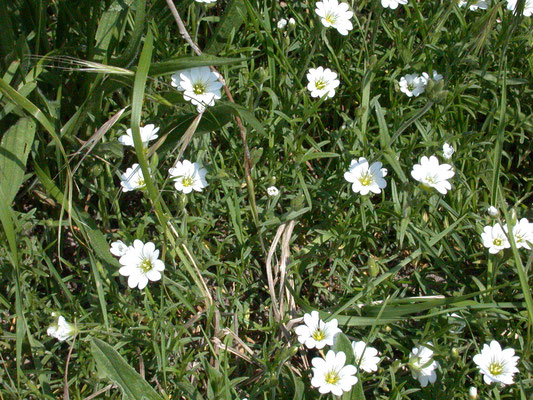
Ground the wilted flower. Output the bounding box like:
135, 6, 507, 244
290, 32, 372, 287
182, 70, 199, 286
171, 67, 223, 112
344, 157, 388, 195
442, 143, 454, 160
315, 0, 354, 35
408, 343, 439, 387
168, 160, 208, 194
120, 164, 146, 192
351, 341, 380, 372
481, 223, 510, 254
294, 310, 341, 349
195, 0, 216, 3
410, 155, 455, 194
277, 18, 288, 29
421, 70, 444, 83
119, 240, 165, 290
118, 124, 159, 147
47, 314, 76, 342
458, 0, 489, 11
381, 0, 409, 10
267, 186, 279, 197
311, 351, 358, 396
307, 67, 340, 99
110, 240, 130, 257
447, 312, 467, 334
506, 0, 533, 16
399, 73, 427, 97
473, 340, 519, 385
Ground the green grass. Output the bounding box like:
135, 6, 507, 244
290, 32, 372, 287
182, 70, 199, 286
0, 0, 532, 399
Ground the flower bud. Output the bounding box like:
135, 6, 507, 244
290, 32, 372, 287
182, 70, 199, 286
487, 206, 499, 217
468, 386, 478, 399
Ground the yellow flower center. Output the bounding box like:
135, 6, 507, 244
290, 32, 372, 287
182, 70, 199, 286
488, 361, 503, 376
140, 259, 152, 273
315, 79, 327, 90
493, 238, 502, 246
137, 177, 145, 187
311, 329, 326, 341
324, 370, 340, 384
325, 12, 337, 24
359, 172, 373, 186
193, 83, 206, 95
182, 176, 194, 187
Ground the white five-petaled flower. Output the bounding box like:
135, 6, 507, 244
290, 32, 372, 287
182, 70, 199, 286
410, 155, 455, 194
118, 240, 165, 290
168, 160, 208, 194
458, 0, 489, 11
473, 340, 520, 386
381, 0, 409, 10
171, 67, 223, 112
110, 240, 130, 257
481, 223, 510, 254
120, 163, 147, 192
307, 67, 340, 99
47, 313, 76, 342
487, 206, 499, 217
508, 218, 533, 250
315, 0, 353, 35
408, 343, 439, 387
311, 351, 358, 396
399, 73, 427, 97
294, 310, 341, 349
442, 143, 454, 159
344, 157, 388, 195
118, 124, 159, 147
506, 0, 533, 16
351, 341, 380, 373
267, 186, 279, 197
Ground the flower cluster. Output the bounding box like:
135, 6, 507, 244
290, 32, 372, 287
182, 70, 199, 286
400, 71, 443, 97
482, 218, 533, 254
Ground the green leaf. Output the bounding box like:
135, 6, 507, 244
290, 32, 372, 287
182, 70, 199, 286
149, 55, 245, 76
0, 118, 36, 205
220, 101, 265, 134
205, 0, 246, 55
333, 332, 355, 365
90, 338, 163, 400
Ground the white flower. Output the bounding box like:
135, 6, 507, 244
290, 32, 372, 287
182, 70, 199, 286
171, 67, 223, 112
506, 0, 533, 16
481, 223, 510, 254
508, 218, 533, 250
277, 18, 287, 29
307, 67, 340, 99
351, 341, 380, 373
315, 0, 353, 35
118, 240, 165, 290
195, 0, 216, 3
458, 1, 489, 11
267, 186, 279, 197
169, 160, 208, 194
442, 143, 454, 159
469, 386, 478, 399
311, 351, 358, 396
399, 73, 427, 97
120, 163, 146, 192
487, 206, 499, 217
294, 310, 341, 350
344, 157, 388, 195
47, 315, 76, 342
110, 240, 130, 257
408, 343, 439, 387
473, 340, 519, 385
411, 155, 455, 194
288, 17, 296, 27
381, 0, 409, 10
118, 124, 159, 147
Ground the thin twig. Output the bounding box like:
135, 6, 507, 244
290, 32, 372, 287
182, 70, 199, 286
82, 384, 114, 400
63, 333, 77, 400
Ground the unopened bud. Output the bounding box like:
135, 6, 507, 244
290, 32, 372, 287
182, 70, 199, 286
468, 386, 478, 399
